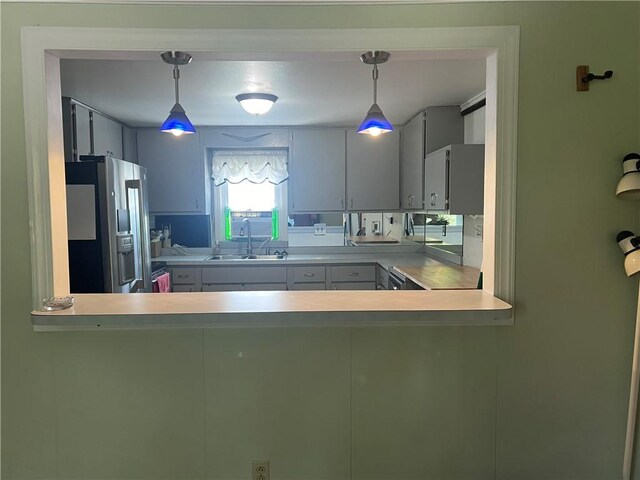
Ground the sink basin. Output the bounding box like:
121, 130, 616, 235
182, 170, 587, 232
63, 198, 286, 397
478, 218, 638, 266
205, 254, 247, 261
244, 254, 285, 260
204, 254, 285, 261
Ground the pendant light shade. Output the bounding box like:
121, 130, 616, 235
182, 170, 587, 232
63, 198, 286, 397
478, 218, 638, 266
235, 93, 278, 115
616, 153, 640, 200
160, 51, 196, 136
357, 51, 393, 136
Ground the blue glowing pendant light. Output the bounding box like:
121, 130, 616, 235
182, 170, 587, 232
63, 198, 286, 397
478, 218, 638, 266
357, 51, 393, 136
160, 51, 196, 136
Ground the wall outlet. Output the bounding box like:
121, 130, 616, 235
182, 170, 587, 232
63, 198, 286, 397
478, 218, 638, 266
314, 223, 327, 236
251, 460, 270, 480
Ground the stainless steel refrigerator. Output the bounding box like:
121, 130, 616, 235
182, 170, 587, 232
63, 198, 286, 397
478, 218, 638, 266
65, 155, 151, 293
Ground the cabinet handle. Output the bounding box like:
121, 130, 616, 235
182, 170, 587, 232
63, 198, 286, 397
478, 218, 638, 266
350, 198, 354, 209
430, 193, 437, 207
348, 272, 360, 277
408, 194, 415, 207
196, 199, 199, 209
304, 272, 315, 277
341, 198, 344, 209
177, 275, 189, 279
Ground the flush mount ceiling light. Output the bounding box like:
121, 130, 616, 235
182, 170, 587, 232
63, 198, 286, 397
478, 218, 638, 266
235, 93, 278, 115
357, 51, 394, 137
160, 51, 196, 136
617, 153, 640, 200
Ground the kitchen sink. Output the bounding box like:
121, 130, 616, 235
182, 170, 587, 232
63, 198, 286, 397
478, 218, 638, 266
205, 254, 285, 261
205, 254, 247, 261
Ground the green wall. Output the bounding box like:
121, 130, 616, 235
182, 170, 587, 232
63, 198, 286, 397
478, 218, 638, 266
2, 2, 640, 478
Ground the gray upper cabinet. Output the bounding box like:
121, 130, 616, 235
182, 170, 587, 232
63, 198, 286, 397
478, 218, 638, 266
201, 127, 289, 148
400, 112, 425, 210
62, 97, 127, 162
92, 112, 123, 159
74, 104, 92, 160
425, 144, 484, 215
137, 129, 207, 214
122, 126, 138, 164
290, 129, 346, 212
346, 129, 400, 211
400, 106, 464, 212
62, 98, 91, 162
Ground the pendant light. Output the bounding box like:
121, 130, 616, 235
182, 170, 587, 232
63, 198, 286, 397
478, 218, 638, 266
160, 51, 196, 136
357, 51, 394, 136
235, 93, 278, 115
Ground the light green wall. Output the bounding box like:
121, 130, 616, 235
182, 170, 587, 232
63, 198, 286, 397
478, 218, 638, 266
2, 2, 640, 479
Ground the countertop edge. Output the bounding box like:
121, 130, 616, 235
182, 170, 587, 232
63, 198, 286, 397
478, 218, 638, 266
31, 291, 513, 331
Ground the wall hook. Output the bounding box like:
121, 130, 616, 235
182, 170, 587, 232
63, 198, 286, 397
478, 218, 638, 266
577, 65, 614, 91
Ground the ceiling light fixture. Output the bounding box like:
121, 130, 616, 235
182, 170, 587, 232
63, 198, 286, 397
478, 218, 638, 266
235, 93, 278, 115
357, 51, 394, 137
160, 51, 196, 136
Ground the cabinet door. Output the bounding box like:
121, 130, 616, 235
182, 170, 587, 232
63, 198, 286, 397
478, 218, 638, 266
137, 129, 204, 213
448, 144, 485, 215
290, 129, 346, 212
74, 104, 92, 158
425, 147, 449, 211
346, 129, 400, 211
122, 126, 138, 164
92, 112, 123, 159
400, 113, 425, 210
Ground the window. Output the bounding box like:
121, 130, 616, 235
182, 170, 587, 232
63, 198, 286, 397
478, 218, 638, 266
227, 181, 276, 211
211, 149, 289, 243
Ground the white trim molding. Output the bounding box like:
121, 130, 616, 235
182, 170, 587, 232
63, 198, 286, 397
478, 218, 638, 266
21, 25, 519, 309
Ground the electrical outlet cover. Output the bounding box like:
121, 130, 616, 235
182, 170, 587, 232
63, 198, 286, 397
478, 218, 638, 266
251, 460, 270, 480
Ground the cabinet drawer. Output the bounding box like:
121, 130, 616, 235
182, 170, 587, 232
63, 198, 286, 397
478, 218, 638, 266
244, 283, 287, 291
172, 268, 196, 284
202, 284, 243, 292
331, 282, 376, 290
172, 284, 196, 292
291, 282, 326, 291
331, 265, 376, 283
201, 266, 287, 284
292, 266, 326, 283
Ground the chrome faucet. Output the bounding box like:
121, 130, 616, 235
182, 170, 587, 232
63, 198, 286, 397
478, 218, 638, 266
241, 218, 252, 256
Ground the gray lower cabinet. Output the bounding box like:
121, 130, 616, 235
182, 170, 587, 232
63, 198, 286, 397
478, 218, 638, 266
329, 264, 376, 290
425, 144, 485, 214
170, 263, 380, 292
290, 129, 346, 212
346, 129, 400, 211
288, 265, 327, 291
137, 128, 207, 214
201, 266, 287, 291
172, 284, 197, 292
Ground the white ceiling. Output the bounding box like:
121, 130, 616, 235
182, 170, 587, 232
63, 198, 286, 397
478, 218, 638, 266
60, 53, 485, 128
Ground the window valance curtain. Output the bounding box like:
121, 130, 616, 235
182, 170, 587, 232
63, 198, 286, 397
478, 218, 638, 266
211, 150, 288, 186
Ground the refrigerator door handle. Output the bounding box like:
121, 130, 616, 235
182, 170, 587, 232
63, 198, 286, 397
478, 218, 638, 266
125, 179, 147, 291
